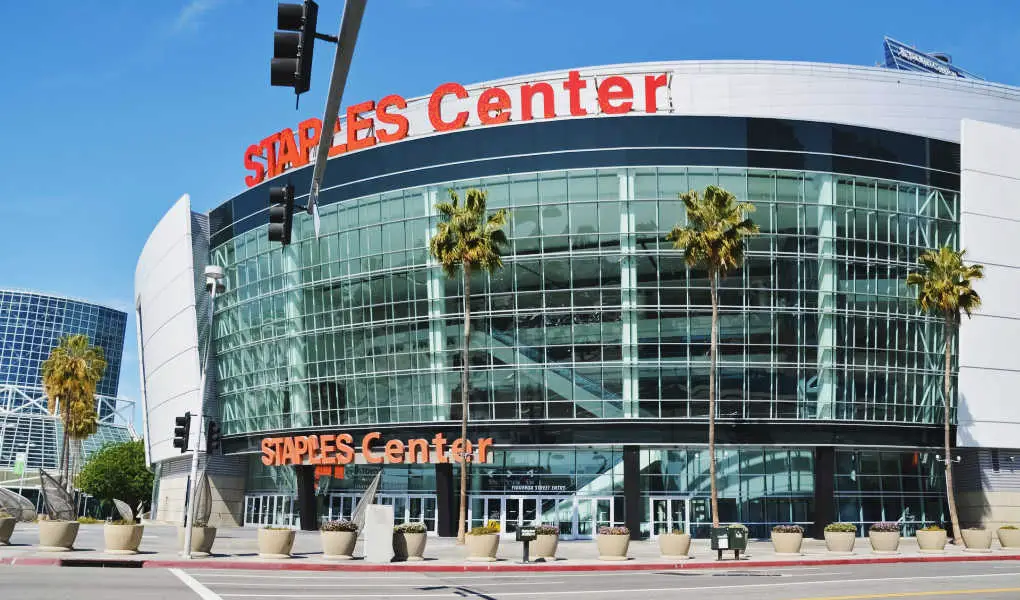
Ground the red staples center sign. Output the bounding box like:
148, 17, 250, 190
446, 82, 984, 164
243, 70, 671, 187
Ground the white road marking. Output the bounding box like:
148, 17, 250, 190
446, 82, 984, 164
170, 568, 224, 600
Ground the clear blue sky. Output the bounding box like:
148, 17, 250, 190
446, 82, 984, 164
1, 0, 1017, 427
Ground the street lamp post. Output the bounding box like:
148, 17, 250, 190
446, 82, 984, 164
182, 265, 225, 559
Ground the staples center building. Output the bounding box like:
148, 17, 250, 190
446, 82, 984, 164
137, 49, 1020, 538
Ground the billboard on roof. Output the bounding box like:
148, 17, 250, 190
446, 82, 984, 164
883, 37, 980, 79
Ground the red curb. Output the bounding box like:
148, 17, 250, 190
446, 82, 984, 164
135, 553, 1020, 572
8, 557, 63, 567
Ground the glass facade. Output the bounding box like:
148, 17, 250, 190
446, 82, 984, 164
213, 167, 957, 431
0, 290, 131, 476
0, 290, 127, 399
206, 115, 959, 534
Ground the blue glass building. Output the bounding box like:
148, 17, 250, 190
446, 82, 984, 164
0, 289, 131, 498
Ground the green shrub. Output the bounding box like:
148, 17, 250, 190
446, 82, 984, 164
669, 527, 685, 535
0, 510, 12, 519
486, 520, 501, 533
919, 525, 944, 531
394, 522, 427, 534
825, 522, 857, 533
107, 519, 136, 526
772, 524, 804, 534
535, 525, 558, 536
999, 525, 1019, 530
468, 525, 498, 535
76, 517, 102, 524
321, 520, 358, 532
263, 526, 292, 531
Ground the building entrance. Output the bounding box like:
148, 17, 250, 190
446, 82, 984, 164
326, 493, 438, 533
648, 496, 688, 538
468, 495, 618, 540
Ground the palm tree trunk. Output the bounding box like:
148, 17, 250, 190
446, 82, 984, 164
60, 419, 71, 491
709, 270, 720, 528
457, 263, 472, 544
944, 312, 962, 544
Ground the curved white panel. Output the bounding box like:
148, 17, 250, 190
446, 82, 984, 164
135, 195, 203, 464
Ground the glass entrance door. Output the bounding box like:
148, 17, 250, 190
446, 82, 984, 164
501, 496, 574, 537
649, 497, 688, 538
469, 496, 503, 532
577, 497, 614, 538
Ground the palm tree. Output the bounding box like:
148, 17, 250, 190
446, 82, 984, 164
428, 188, 509, 543
666, 185, 758, 527
41, 334, 107, 491
906, 246, 983, 544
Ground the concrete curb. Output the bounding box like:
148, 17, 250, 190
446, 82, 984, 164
3, 553, 1020, 572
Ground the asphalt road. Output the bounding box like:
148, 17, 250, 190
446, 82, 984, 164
2, 561, 1019, 599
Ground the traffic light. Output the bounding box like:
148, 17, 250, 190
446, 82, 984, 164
268, 184, 295, 245
271, 1, 319, 98
206, 420, 222, 454
173, 412, 192, 453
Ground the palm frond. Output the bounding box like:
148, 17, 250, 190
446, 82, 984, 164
427, 188, 510, 277
665, 185, 759, 277
906, 246, 984, 320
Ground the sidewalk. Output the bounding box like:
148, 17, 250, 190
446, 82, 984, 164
2, 523, 1018, 572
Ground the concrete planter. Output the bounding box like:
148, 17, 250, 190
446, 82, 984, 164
824, 531, 856, 553
771, 531, 804, 555
177, 526, 217, 556
532, 533, 559, 560
916, 529, 947, 553
657, 533, 691, 559
258, 528, 296, 559
465, 533, 499, 562
321, 530, 358, 559
393, 532, 427, 561
38, 520, 79, 552
104, 523, 144, 555
596, 534, 630, 561
868, 531, 900, 553
997, 528, 1020, 549
0, 517, 14, 545
962, 528, 993, 552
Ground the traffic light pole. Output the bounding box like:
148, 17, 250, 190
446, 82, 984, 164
182, 268, 224, 559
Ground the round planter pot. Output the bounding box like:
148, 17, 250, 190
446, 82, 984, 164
532, 533, 559, 560
657, 533, 691, 559
0, 517, 15, 545
596, 534, 630, 561
258, 528, 296, 559
321, 530, 358, 559
393, 532, 427, 561
104, 523, 144, 555
771, 531, 804, 555
916, 529, 947, 553
997, 528, 1020, 549
962, 528, 993, 552
824, 531, 856, 553
465, 533, 499, 562
868, 531, 901, 554
38, 520, 79, 552
177, 526, 218, 557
